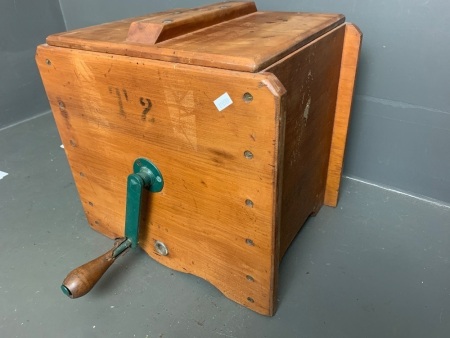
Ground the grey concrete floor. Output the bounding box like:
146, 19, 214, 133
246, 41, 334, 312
1, 113, 449, 338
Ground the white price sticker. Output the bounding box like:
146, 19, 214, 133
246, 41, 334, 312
213, 92, 233, 112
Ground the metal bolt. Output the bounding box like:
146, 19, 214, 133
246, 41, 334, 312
45, 59, 51, 66
244, 150, 253, 159
243, 92, 253, 103
154, 240, 169, 256
245, 199, 254, 208
246, 275, 255, 282
247, 297, 255, 303
245, 238, 255, 246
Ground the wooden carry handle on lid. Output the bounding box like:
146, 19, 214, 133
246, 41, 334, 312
126, 1, 257, 44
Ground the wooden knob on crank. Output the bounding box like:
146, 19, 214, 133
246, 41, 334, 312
61, 238, 130, 298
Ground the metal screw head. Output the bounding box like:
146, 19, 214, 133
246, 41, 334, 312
247, 297, 255, 303
245, 199, 254, 208
45, 59, 51, 66
154, 240, 169, 256
244, 150, 254, 159
156, 176, 162, 183
246, 275, 255, 282
243, 92, 253, 103
245, 238, 255, 246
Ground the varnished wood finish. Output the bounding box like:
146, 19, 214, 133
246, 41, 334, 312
126, 2, 256, 44
36, 2, 361, 315
324, 24, 362, 207
46, 4, 344, 72
264, 25, 346, 257
36, 45, 285, 315
62, 243, 118, 298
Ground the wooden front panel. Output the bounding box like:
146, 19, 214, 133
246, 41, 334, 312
36, 46, 285, 315
264, 25, 346, 256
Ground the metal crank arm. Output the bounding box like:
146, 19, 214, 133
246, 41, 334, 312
60, 158, 164, 298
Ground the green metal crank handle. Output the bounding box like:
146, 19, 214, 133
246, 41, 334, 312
60, 158, 163, 299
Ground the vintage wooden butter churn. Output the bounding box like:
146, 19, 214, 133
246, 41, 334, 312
36, 1, 361, 315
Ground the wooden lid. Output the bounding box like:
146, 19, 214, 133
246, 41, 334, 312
46, 1, 344, 72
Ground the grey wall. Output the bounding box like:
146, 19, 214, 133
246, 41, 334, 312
51, 1, 450, 203
279, 0, 450, 204
0, 0, 66, 129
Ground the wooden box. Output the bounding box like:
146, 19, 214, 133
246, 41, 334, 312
36, 1, 361, 315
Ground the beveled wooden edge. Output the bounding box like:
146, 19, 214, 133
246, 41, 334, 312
259, 73, 287, 98
126, 1, 257, 44
259, 73, 287, 315
45, 11, 345, 73
324, 23, 362, 207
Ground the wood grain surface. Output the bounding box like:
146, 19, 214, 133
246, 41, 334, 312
126, 1, 256, 44
324, 24, 362, 207
36, 3, 361, 315
46, 3, 344, 72
36, 45, 285, 315
264, 25, 346, 256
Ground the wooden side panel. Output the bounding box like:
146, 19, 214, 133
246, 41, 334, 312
324, 24, 362, 207
36, 46, 285, 315
264, 26, 346, 257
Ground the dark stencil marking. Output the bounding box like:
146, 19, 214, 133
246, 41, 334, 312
140, 97, 152, 121
115, 87, 125, 116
